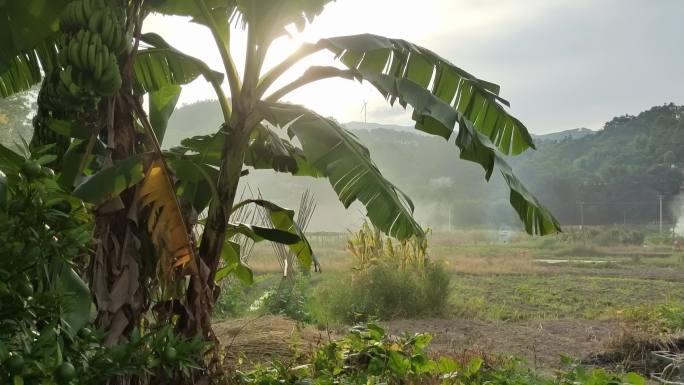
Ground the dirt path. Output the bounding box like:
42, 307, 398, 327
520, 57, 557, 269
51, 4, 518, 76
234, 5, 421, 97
214, 316, 620, 370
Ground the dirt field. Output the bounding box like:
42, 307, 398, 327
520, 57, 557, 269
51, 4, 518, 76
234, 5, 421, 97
215, 315, 620, 371
384, 318, 618, 370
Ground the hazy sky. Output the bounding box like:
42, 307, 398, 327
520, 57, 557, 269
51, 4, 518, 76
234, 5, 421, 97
144, 0, 684, 134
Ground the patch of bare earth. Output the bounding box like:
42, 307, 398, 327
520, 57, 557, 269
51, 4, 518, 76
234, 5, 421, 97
383, 318, 619, 370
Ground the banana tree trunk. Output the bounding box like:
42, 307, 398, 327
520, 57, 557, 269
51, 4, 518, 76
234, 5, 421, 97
88, 95, 148, 347
187, 117, 250, 335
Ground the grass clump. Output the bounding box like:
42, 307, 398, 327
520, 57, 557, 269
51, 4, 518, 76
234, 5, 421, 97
317, 262, 451, 323
314, 222, 450, 323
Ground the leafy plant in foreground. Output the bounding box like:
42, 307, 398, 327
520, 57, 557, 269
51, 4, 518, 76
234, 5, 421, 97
233, 323, 647, 385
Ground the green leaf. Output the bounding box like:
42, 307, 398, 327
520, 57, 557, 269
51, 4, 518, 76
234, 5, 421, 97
465, 357, 483, 376
625, 372, 645, 385
227, 222, 300, 245
0, 1, 68, 97
56, 266, 92, 335
238, 0, 332, 44
388, 351, 411, 377
260, 102, 423, 240
58, 138, 106, 189
149, 85, 182, 145
321, 34, 535, 155
0, 143, 25, 171
72, 154, 146, 205
411, 333, 432, 352
245, 124, 324, 177
222, 240, 240, 265
164, 152, 219, 212
235, 263, 253, 285
134, 33, 224, 94
151, 0, 331, 46
436, 357, 459, 374
48, 119, 90, 140
215, 240, 240, 282
235, 199, 315, 267
305, 55, 560, 235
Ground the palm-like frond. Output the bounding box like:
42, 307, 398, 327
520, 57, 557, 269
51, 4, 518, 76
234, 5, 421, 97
321, 34, 534, 155
317, 34, 560, 235
260, 102, 423, 240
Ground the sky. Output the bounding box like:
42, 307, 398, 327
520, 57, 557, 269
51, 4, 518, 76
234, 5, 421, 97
143, 0, 684, 134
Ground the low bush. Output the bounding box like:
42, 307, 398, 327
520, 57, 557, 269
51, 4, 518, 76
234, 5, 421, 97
316, 262, 451, 323
552, 227, 646, 246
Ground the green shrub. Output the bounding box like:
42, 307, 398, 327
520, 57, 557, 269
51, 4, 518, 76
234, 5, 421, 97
0, 156, 207, 384
316, 262, 451, 323
260, 278, 313, 323
214, 281, 251, 320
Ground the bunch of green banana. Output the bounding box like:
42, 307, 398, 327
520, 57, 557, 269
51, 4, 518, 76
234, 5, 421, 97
30, 78, 72, 164
59, 0, 107, 32
87, 7, 128, 55
58, 29, 122, 96
56, 66, 82, 99
60, 0, 127, 55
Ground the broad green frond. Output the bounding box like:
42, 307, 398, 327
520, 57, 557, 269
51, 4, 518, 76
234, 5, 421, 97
260, 102, 424, 240
321, 34, 534, 156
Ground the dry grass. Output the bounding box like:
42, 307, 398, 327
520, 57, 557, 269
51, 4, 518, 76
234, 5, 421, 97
215, 315, 337, 365
442, 253, 549, 275
590, 322, 684, 374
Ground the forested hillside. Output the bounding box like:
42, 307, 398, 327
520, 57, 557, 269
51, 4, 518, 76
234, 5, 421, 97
516, 104, 684, 226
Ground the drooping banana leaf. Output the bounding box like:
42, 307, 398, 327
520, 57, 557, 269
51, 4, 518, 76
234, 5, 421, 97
149, 84, 182, 144
0, 0, 73, 97
320, 34, 534, 156
172, 126, 322, 177
260, 102, 423, 240
245, 124, 323, 177
72, 154, 146, 205
316, 34, 560, 235
214, 240, 253, 284
137, 159, 198, 275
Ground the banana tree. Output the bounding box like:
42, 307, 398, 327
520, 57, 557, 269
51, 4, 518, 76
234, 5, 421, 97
0, 0, 560, 350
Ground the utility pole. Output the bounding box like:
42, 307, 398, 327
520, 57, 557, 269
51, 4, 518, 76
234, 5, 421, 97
448, 206, 452, 232
578, 201, 585, 230
658, 194, 664, 233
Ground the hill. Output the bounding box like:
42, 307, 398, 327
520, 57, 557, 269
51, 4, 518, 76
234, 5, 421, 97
515, 104, 684, 226
533, 128, 594, 143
